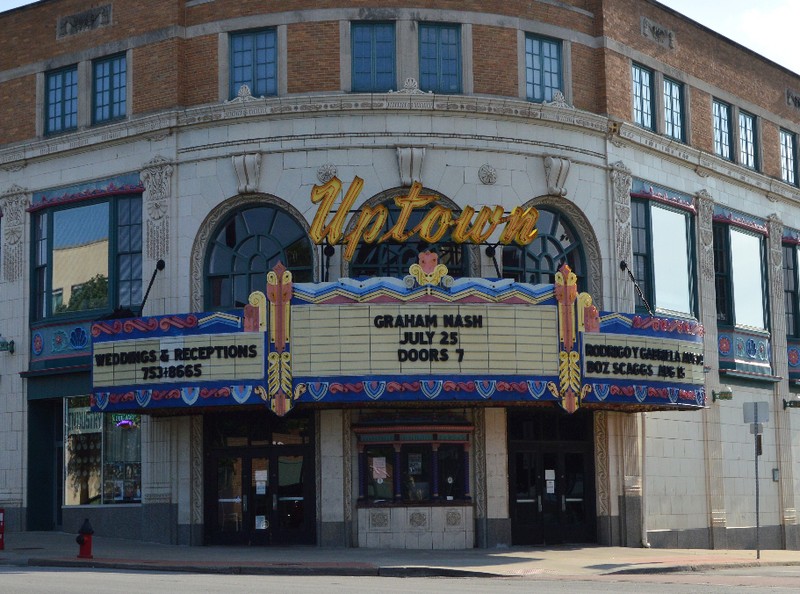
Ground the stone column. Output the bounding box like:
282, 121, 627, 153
766, 214, 799, 548
697, 190, 728, 548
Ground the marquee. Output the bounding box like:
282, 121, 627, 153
91, 257, 706, 415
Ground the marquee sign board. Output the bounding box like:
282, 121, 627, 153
91, 260, 707, 415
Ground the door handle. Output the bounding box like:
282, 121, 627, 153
273, 493, 278, 511
243, 494, 247, 512
561, 495, 566, 512
537, 495, 542, 513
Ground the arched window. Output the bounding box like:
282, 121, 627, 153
205, 205, 312, 308
349, 193, 469, 279
502, 207, 585, 289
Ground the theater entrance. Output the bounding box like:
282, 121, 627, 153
507, 409, 596, 545
204, 411, 315, 545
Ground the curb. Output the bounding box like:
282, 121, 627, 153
607, 560, 800, 575
25, 558, 503, 578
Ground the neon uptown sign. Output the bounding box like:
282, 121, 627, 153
309, 177, 540, 260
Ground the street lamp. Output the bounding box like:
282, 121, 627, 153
711, 385, 733, 402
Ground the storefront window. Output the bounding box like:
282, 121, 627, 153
64, 396, 141, 506
357, 422, 472, 504
102, 413, 142, 504
366, 445, 395, 502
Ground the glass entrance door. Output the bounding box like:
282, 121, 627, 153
209, 449, 313, 545
509, 446, 594, 545
205, 411, 315, 545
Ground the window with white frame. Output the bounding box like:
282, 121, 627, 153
780, 129, 797, 185
738, 110, 758, 169
632, 63, 654, 130
713, 99, 733, 160
663, 77, 684, 141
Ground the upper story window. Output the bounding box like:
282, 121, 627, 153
713, 99, 733, 160
205, 205, 313, 309
632, 63, 654, 131
663, 77, 684, 142
738, 110, 758, 169
351, 22, 395, 93
230, 29, 277, 99
525, 34, 561, 102
46, 65, 78, 135
502, 207, 585, 291
419, 23, 461, 94
631, 198, 695, 317
32, 195, 142, 321
713, 222, 767, 329
785, 242, 799, 338
780, 129, 797, 185
93, 53, 127, 124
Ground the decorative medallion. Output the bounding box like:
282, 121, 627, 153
446, 510, 462, 527
317, 163, 337, 184
370, 511, 389, 529
32, 332, 44, 356
69, 327, 89, 350
478, 164, 497, 185
409, 511, 427, 528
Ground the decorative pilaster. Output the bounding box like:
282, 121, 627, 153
472, 408, 486, 521
594, 411, 610, 521
620, 412, 642, 547
190, 415, 203, 527
140, 156, 174, 260
0, 185, 30, 283
696, 190, 715, 282
767, 214, 798, 547
697, 188, 727, 546
610, 162, 633, 310
343, 410, 353, 528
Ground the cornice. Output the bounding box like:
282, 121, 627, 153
3, 92, 800, 209
612, 121, 800, 207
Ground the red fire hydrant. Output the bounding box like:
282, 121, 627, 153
76, 518, 94, 559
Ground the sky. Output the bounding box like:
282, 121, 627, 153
0, 0, 798, 74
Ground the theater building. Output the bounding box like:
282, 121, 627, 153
1, 0, 799, 550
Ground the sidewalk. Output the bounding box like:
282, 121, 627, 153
1, 531, 799, 577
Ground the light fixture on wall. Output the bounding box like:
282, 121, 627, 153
711, 385, 733, 402
0, 335, 15, 354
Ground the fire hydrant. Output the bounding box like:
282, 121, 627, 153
76, 518, 94, 559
